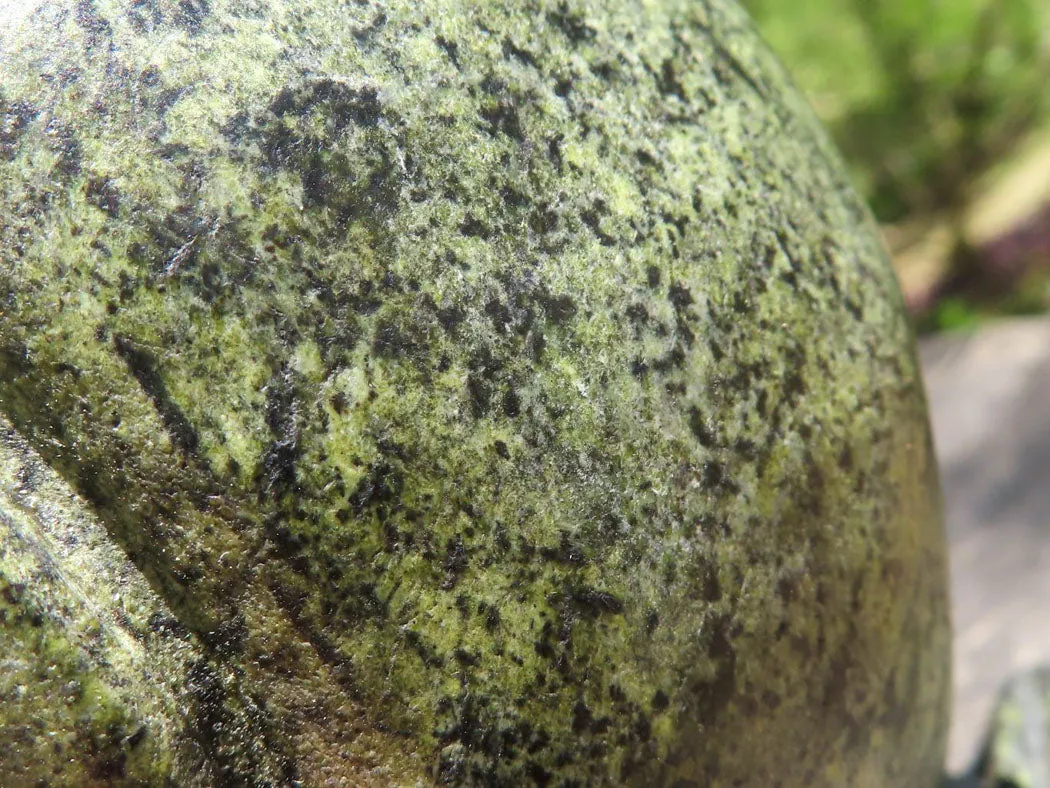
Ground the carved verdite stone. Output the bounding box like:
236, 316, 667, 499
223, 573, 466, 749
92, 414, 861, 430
0, 0, 950, 785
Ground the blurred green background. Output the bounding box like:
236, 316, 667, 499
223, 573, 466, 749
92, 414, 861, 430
743, 0, 1050, 333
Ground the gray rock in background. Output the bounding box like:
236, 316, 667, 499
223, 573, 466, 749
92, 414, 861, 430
922, 318, 1050, 776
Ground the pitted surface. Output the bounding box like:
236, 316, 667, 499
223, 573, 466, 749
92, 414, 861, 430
0, 1, 949, 784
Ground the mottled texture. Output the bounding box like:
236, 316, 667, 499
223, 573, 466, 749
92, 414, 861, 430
0, 0, 950, 785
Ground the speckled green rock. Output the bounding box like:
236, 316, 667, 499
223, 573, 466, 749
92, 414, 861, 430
0, 0, 950, 785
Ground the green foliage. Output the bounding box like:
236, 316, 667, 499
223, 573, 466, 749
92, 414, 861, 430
920, 296, 981, 333
745, 0, 1050, 224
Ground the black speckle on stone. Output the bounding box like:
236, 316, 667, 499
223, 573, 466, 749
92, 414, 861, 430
646, 265, 661, 288
644, 608, 660, 633
467, 373, 493, 417
652, 689, 669, 712
352, 11, 388, 45
731, 288, 752, 316
85, 176, 121, 218
580, 207, 615, 246
657, 58, 688, 100
350, 461, 402, 515
635, 148, 658, 168
705, 32, 768, 100
571, 700, 592, 733
700, 459, 738, 494
74, 0, 112, 48
263, 513, 307, 563
454, 648, 480, 667
540, 531, 588, 566
688, 407, 717, 447
538, 291, 576, 325
442, 535, 469, 589
174, 0, 210, 34
755, 388, 770, 420
125, 725, 148, 749
668, 281, 693, 311
372, 317, 415, 358
845, 296, 864, 321
268, 78, 383, 132
458, 213, 491, 238
763, 690, 782, 711
336, 581, 388, 625
591, 61, 616, 82
405, 629, 444, 667
503, 388, 521, 418
529, 330, 546, 361
261, 368, 300, 497
434, 302, 465, 334
701, 562, 722, 602
484, 297, 511, 331
139, 64, 162, 88
436, 743, 466, 784
822, 651, 851, 709
534, 637, 557, 661
484, 605, 501, 632
88, 731, 127, 781
502, 38, 539, 69
776, 576, 799, 603
185, 659, 234, 779
113, 335, 199, 456
479, 94, 525, 141
838, 445, 854, 473
546, 135, 564, 170
625, 302, 649, 328
219, 109, 251, 146
525, 761, 552, 786
54, 361, 82, 379
692, 615, 737, 723
2, 582, 25, 607
45, 120, 82, 178
435, 36, 461, 68
569, 587, 623, 617
330, 392, 348, 415
529, 204, 559, 236
774, 228, 803, 274
632, 715, 652, 742
454, 595, 470, 617
498, 185, 528, 210
205, 612, 249, 656
0, 95, 37, 161
147, 610, 187, 639
547, 3, 596, 44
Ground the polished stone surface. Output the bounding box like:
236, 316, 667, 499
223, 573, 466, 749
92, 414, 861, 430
1, 1, 949, 784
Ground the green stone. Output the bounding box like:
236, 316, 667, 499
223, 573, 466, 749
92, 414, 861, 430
0, 0, 950, 784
